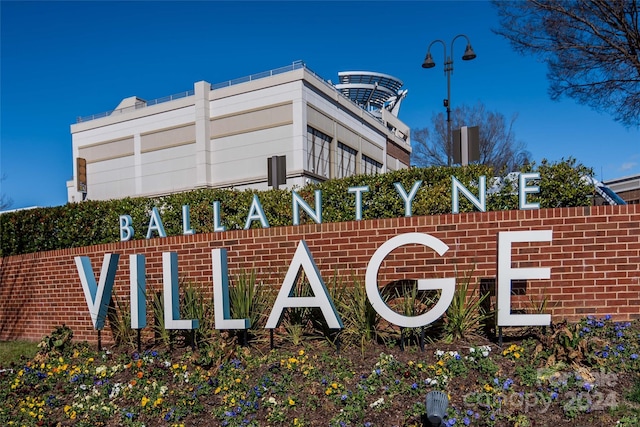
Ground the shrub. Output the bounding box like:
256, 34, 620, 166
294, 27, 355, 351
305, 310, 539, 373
0, 159, 595, 256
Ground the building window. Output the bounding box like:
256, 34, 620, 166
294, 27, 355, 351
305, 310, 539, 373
336, 142, 357, 178
307, 126, 330, 178
363, 155, 383, 175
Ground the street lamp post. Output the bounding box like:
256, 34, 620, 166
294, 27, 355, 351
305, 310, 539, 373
422, 35, 477, 166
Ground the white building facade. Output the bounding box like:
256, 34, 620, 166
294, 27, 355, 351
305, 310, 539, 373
67, 62, 411, 203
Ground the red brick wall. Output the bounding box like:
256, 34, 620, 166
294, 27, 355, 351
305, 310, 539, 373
1, 205, 638, 343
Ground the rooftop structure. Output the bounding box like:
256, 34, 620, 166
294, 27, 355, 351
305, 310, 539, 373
67, 61, 411, 203
603, 174, 640, 205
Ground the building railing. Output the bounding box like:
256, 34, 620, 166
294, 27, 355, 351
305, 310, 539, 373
76, 90, 194, 123
210, 60, 305, 90
75, 60, 382, 125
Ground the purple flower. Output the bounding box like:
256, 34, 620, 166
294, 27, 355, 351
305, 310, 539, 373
463, 417, 471, 426
630, 354, 638, 360
583, 382, 593, 392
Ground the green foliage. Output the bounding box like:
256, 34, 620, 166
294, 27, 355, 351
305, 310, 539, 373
179, 281, 212, 347
108, 291, 137, 348
37, 324, 74, 356
228, 269, 272, 344
442, 267, 491, 343
335, 276, 389, 353
625, 376, 640, 404
0, 340, 38, 367
150, 291, 171, 347
0, 160, 596, 256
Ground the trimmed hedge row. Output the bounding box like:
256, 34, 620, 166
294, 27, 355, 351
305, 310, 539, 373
0, 159, 593, 256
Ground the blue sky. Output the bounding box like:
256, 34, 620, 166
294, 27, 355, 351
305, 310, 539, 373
1, 1, 638, 209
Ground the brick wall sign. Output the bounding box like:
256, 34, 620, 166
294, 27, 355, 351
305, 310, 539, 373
0, 204, 638, 343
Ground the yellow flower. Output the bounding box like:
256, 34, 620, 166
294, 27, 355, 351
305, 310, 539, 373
288, 398, 295, 406
141, 396, 150, 407
298, 349, 305, 356
331, 382, 338, 389
154, 397, 163, 407
325, 388, 332, 395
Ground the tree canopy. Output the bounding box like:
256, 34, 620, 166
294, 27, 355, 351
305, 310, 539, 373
411, 102, 531, 171
492, 0, 640, 127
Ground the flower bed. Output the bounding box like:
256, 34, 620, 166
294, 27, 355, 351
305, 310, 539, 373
1, 316, 640, 426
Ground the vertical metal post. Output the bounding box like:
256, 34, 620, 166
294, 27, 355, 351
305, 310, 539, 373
446, 56, 452, 166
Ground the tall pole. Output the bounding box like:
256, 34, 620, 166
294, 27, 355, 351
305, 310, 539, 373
445, 55, 452, 166
422, 35, 477, 166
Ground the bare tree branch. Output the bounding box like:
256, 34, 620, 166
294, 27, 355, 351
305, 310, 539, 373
492, 0, 640, 127
411, 102, 530, 171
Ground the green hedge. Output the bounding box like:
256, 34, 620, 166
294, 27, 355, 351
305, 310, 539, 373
0, 159, 594, 257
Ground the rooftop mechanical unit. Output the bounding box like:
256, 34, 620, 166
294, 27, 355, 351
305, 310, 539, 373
335, 71, 408, 119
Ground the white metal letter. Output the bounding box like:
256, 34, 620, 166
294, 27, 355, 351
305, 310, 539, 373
244, 194, 270, 229
213, 201, 226, 232
365, 233, 455, 328
292, 190, 322, 225
212, 249, 250, 329
266, 241, 343, 329
518, 173, 540, 210
496, 230, 552, 326
146, 207, 167, 239
130, 254, 146, 329
182, 205, 195, 235
75, 254, 120, 330
348, 186, 369, 220
120, 215, 134, 241
394, 181, 422, 217
452, 176, 486, 213
162, 252, 199, 329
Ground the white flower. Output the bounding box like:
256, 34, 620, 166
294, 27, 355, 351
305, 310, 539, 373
109, 383, 121, 399
370, 397, 384, 408
268, 397, 277, 405
435, 350, 445, 357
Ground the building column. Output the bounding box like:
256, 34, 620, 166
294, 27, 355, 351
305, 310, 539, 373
195, 81, 211, 187
134, 134, 142, 195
